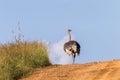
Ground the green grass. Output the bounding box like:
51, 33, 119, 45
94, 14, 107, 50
0, 41, 51, 80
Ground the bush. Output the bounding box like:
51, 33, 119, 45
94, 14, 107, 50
0, 41, 51, 80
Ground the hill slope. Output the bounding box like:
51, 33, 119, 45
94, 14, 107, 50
21, 60, 120, 80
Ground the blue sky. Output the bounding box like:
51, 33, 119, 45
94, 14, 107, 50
0, 0, 120, 64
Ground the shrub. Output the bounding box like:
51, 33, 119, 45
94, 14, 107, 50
0, 41, 51, 80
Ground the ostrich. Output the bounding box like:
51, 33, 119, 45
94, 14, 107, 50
64, 29, 80, 64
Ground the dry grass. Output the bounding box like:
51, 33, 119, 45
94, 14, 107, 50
0, 40, 51, 80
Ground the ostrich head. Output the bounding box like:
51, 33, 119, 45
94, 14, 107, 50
68, 29, 72, 32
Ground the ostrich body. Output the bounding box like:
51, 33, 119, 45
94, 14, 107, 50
64, 29, 80, 64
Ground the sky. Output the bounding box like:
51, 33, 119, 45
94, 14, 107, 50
0, 0, 120, 64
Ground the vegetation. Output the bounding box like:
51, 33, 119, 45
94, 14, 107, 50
0, 40, 51, 80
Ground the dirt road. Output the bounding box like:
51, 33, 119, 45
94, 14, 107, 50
21, 60, 120, 80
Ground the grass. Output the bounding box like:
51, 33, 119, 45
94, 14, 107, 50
0, 40, 51, 80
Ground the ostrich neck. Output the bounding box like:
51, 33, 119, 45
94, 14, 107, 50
68, 31, 71, 41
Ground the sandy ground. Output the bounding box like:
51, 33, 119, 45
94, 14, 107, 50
20, 60, 120, 80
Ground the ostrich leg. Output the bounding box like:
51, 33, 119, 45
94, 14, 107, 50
72, 54, 76, 64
